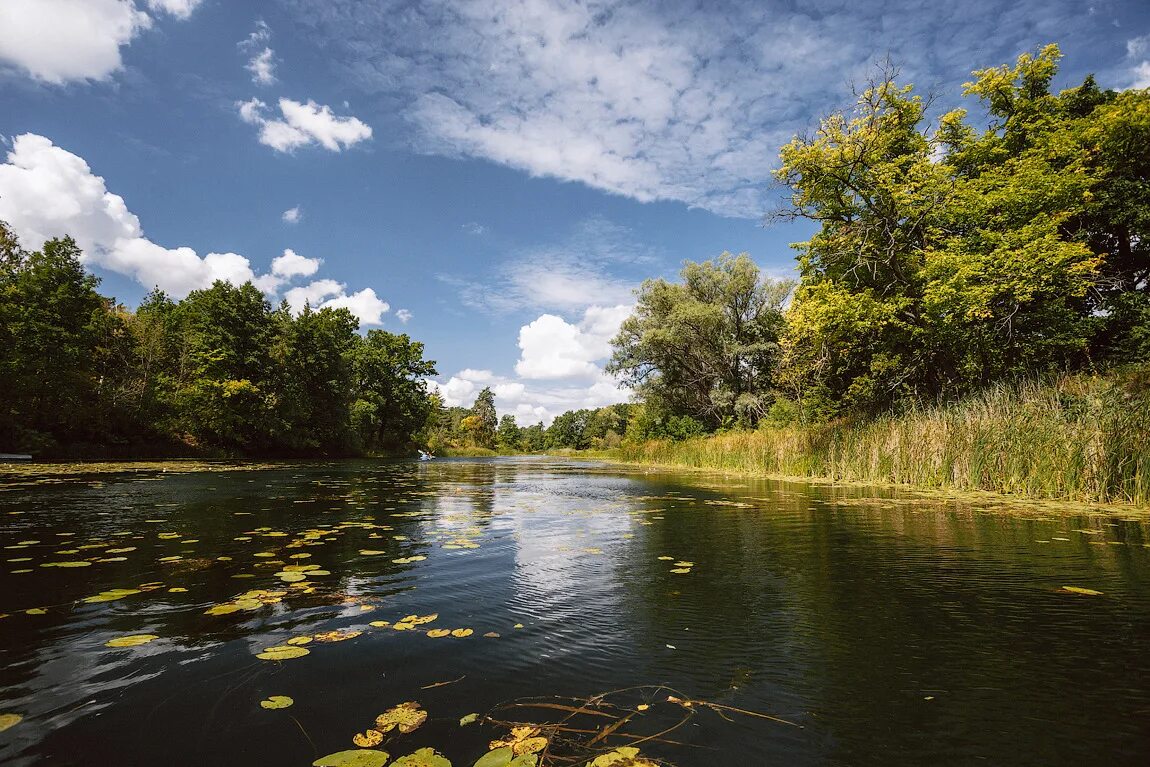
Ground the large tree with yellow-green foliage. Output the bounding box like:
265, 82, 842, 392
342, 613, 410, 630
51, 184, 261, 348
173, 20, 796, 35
775, 45, 1149, 419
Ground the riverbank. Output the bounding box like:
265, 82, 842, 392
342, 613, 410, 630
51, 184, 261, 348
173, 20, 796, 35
611, 372, 1150, 507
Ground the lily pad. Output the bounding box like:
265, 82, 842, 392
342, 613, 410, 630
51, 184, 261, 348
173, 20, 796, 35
105, 634, 159, 648
490, 726, 548, 756
256, 645, 310, 661
374, 701, 427, 734
312, 750, 389, 767
1059, 586, 1103, 596
260, 696, 294, 709
391, 748, 451, 767
460, 712, 479, 726
587, 747, 657, 767
83, 588, 142, 603
352, 729, 384, 747
0, 713, 22, 732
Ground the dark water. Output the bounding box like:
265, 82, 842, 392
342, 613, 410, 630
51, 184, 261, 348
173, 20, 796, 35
1, 457, 1149, 766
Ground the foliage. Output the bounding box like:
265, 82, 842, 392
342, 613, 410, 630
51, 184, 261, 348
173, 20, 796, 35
0, 227, 438, 456
774, 45, 1149, 418
609, 252, 792, 428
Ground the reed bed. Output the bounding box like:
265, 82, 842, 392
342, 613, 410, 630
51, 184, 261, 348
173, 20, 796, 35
616, 374, 1150, 506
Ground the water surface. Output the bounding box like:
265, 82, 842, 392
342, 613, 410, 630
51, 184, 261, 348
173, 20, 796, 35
1, 457, 1148, 766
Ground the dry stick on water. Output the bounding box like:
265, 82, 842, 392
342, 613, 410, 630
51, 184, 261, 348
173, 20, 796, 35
421, 674, 466, 689
483, 684, 796, 764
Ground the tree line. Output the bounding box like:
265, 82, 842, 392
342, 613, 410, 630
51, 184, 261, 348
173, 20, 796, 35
0, 227, 437, 456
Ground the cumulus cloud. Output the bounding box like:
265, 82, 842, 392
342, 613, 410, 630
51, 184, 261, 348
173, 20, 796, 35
271, 248, 320, 278
515, 304, 631, 380
238, 97, 373, 153
0, 133, 388, 324
282, 205, 302, 224
284, 0, 1111, 217
396, 308, 413, 323
283, 280, 390, 326
0, 0, 202, 84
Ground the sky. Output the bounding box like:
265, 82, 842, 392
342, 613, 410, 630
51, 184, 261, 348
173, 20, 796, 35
1, 0, 1148, 425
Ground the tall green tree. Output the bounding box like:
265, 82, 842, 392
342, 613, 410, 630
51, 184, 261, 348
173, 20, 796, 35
497, 414, 522, 452
348, 330, 439, 452
468, 387, 498, 449
609, 252, 792, 428
774, 45, 1140, 418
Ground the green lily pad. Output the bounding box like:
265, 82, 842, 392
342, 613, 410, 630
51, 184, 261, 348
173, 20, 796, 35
312, 750, 389, 767
460, 712, 479, 726
473, 748, 514, 767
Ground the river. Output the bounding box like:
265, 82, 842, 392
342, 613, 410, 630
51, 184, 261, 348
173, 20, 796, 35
1, 457, 1148, 766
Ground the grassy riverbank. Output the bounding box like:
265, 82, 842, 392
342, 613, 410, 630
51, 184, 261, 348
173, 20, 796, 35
614, 372, 1150, 506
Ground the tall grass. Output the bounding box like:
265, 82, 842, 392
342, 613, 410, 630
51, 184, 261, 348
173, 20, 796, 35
615, 372, 1150, 506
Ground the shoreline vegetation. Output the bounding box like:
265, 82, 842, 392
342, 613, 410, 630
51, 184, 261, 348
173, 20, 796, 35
605, 372, 1149, 508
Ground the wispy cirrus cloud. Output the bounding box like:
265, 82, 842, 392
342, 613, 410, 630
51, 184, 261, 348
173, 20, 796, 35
280, 0, 1121, 218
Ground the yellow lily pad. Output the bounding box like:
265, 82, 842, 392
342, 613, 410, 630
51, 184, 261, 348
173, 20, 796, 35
260, 695, 294, 709
1059, 585, 1103, 596
105, 634, 159, 648
587, 747, 657, 767
256, 645, 310, 661
427, 628, 451, 638
0, 713, 23, 732
451, 628, 473, 638
83, 588, 142, 603
490, 725, 548, 756
352, 729, 384, 747
204, 604, 242, 616
374, 701, 427, 734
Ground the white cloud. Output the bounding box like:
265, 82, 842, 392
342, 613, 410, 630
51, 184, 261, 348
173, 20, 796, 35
451, 217, 645, 314
0, 0, 150, 84
247, 47, 277, 85
320, 288, 389, 325
396, 308, 413, 323
1129, 36, 1150, 89
0, 0, 203, 84
0, 133, 387, 316
238, 98, 373, 153
1133, 62, 1150, 89
286, 0, 1107, 217
515, 304, 630, 380
271, 248, 320, 278
283, 280, 390, 326
282, 205, 302, 224
145, 0, 200, 19
461, 222, 487, 235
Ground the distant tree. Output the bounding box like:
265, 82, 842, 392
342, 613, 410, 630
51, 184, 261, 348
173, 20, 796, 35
609, 253, 792, 428
547, 409, 593, 449
497, 414, 521, 452
519, 421, 547, 452
469, 387, 498, 449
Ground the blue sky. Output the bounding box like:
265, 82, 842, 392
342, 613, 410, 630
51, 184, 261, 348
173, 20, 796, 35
1, 0, 1148, 424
